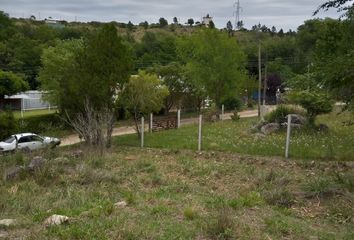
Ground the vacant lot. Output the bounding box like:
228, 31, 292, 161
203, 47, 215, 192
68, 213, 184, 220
1, 147, 353, 239
114, 111, 354, 161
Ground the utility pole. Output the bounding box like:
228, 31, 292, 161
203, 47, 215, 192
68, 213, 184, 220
258, 41, 262, 118
263, 57, 267, 106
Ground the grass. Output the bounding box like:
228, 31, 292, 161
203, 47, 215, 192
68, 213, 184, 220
0, 147, 353, 239
13, 109, 58, 119
113, 111, 354, 161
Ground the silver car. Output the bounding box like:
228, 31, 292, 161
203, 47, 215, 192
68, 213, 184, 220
0, 133, 60, 153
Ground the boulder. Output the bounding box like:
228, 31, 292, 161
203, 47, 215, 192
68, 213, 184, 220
28, 156, 45, 171
261, 123, 280, 135
3, 166, 24, 181
70, 150, 83, 158
114, 201, 127, 208
44, 214, 69, 226
0, 219, 16, 227
284, 114, 306, 125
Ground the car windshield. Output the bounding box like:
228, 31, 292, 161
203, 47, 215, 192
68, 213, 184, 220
3, 136, 15, 143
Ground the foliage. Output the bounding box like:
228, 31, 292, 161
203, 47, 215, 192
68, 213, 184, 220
121, 70, 169, 134
0, 111, 18, 140
289, 90, 333, 125
18, 113, 68, 134
0, 70, 28, 99
148, 62, 185, 113
178, 29, 246, 108
221, 95, 242, 111
39, 24, 133, 148
187, 18, 194, 26
159, 17, 168, 27
264, 105, 306, 123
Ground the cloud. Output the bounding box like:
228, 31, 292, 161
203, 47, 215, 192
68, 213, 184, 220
0, 0, 341, 30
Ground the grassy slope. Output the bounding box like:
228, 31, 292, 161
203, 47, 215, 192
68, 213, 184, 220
13, 109, 57, 119
114, 111, 354, 161
0, 147, 353, 239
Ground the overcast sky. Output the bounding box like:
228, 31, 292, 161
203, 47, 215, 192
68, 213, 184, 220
0, 0, 341, 31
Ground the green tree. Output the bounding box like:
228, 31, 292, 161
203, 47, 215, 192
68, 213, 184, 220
159, 17, 168, 27
149, 62, 186, 113
226, 21, 233, 36
40, 24, 133, 148
178, 29, 246, 108
173, 17, 178, 24
0, 70, 28, 102
187, 18, 194, 26
209, 20, 215, 29
121, 70, 169, 135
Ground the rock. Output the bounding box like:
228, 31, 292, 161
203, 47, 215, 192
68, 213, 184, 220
28, 156, 45, 171
70, 150, 83, 158
285, 114, 306, 125
281, 123, 303, 129
0, 219, 16, 227
114, 201, 127, 208
261, 123, 280, 135
44, 214, 69, 226
3, 166, 24, 181
0, 230, 8, 238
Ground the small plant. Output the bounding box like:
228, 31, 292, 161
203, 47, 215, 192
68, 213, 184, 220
228, 191, 264, 209
183, 207, 197, 220
303, 177, 339, 198
231, 111, 240, 122
206, 208, 234, 239
263, 189, 295, 208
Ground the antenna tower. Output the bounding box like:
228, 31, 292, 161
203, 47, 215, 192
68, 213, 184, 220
233, 0, 242, 30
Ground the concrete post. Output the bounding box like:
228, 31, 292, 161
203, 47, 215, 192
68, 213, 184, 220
141, 117, 144, 148
177, 109, 181, 128
198, 114, 202, 151
285, 115, 292, 158
221, 104, 224, 121
149, 113, 153, 133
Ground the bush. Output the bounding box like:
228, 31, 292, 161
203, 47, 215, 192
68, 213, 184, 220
19, 114, 69, 134
221, 96, 242, 111
264, 105, 305, 123
0, 111, 18, 140
289, 90, 333, 125
231, 111, 240, 122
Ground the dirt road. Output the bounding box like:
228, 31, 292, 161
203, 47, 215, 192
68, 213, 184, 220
60, 109, 261, 146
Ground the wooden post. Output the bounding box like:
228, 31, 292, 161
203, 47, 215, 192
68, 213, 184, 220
221, 104, 224, 121
285, 114, 292, 158
149, 113, 153, 133
177, 109, 181, 128
198, 114, 202, 151
258, 42, 262, 118
141, 117, 144, 148
21, 98, 24, 118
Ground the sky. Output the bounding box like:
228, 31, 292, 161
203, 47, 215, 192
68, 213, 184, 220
0, 0, 342, 31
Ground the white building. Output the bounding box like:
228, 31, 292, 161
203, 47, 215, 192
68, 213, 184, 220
202, 14, 213, 27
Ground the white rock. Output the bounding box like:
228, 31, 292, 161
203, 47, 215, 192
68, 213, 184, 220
44, 214, 69, 226
0, 219, 16, 227
114, 201, 127, 208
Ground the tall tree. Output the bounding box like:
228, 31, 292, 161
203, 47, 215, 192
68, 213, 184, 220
187, 18, 194, 26
159, 17, 168, 27
226, 21, 233, 36
178, 29, 246, 108
0, 70, 28, 102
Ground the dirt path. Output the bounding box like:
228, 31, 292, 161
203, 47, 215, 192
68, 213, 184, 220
60, 109, 263, 146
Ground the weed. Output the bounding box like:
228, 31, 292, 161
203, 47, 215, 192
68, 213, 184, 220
183, 207, 197, 220
205, 208, 234, 239
303, 177, 340, 198
263, 189, 295, 208
228, 191, 264, 209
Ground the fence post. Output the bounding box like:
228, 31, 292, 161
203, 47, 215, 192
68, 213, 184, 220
149, 113, 153, 133
141, 116, 144, 148
177, 109, 181, 128
198, 114, 202, 151
221, 104, 224, 121
285, 114, 292, 158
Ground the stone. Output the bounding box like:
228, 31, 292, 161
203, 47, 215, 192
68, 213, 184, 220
44, 214, 69, 226
28, 156, 45, 171
3, 166, 24, 181
0, 230, 8, 238
285, 114, 306, 125
70, 150, 83, 158
114, 201, 127, 208
0, 219, 16, 227
261, 123, 280, 135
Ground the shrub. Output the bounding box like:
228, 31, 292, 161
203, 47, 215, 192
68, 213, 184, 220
263, 189, 295, 208
231, 111, 240, 122
221, 96, 242, 111
289, 90, 333, 125
264, 105, 305, 123
206, 208, 233, 239
18, 114, 69, 134
183, 207, 197, 220
0, 111, 18, 140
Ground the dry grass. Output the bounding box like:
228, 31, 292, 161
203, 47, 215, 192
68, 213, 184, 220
0, 147, 353, 239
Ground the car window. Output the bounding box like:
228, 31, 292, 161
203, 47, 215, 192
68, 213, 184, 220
3, 136, 15, 143
18, 136, 31, 143
31, 135, 43, 142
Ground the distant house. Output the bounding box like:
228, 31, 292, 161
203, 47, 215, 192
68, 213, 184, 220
45, 18, 65, 29
0, 91, 55, 111
202, 14, 213, 27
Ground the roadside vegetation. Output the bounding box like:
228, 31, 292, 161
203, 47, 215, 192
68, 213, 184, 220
114, 110, 354, 161
1, 147, 353, 239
